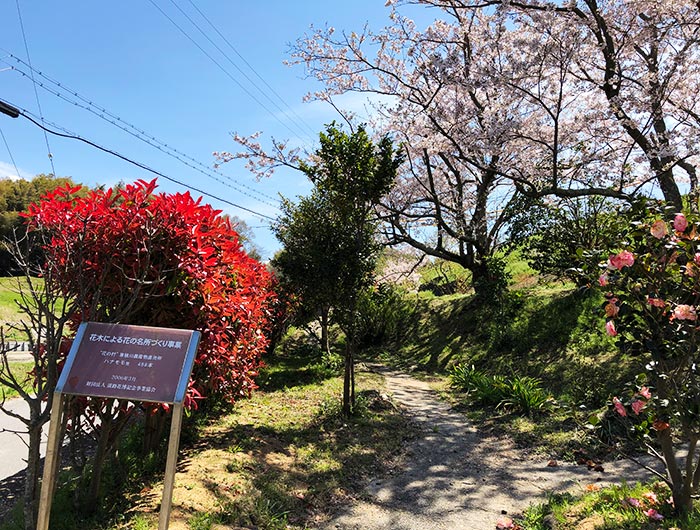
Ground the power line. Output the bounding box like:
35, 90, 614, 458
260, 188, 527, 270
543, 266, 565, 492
147, 0, 315, 146
1, 97, 276, 222
1, 53, 282, 209
15, 0, 56, 176
180, 0, 319, 140
0, 126, 22, 179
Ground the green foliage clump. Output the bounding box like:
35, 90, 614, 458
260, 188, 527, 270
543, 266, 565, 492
519, 481, 700, 530
449, 364, 552, 417
355, 283, 414, 348
507, 195, 622, 282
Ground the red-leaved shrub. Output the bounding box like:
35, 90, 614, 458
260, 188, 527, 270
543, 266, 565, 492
23, 178, 277, 406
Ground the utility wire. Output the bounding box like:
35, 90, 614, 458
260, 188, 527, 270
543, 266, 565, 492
2, 98, 276, 222
15, 0, 56, 176
0, 126, 22, 179
1, 54, 281, 209
179, 0, 318, 140
147, 0, 314, 147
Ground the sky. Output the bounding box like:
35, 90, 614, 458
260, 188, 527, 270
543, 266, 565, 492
0, 0, 434, 260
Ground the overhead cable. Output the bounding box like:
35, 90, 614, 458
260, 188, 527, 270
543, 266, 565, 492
15, 0, 56, 176
2, 54, 281, 209
0, 126, 22, 179
184, 0, 318, 140
1, 97, 276, 222
147, 0, 315, 147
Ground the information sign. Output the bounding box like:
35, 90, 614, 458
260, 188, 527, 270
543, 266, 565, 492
39, 321, 201, 530
56, 321, 199, 403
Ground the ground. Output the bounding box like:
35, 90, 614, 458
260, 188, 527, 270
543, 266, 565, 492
130, 364, 657, 530
317, 365, 657, 530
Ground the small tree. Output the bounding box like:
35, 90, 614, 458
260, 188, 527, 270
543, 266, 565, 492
273, 124, 402, 415
589, 199, 700, 514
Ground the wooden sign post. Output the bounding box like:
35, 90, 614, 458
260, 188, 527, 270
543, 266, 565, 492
37, 321, 201, 530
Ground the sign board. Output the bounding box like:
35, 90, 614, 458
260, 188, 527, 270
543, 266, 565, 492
38, 321, 201, 530
56, 321, 200, 403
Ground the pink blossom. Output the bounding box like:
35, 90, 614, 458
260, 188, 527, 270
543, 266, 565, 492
644, 508, 664, 520
604, 302, 619, 317
613, 397, 627, 417
495, 517, 515, 529
606, 320, 618, 337
694, 253, 700, 266
625, 497, 641, 508
598, 273, 608, 287
650, 220, 668, 239
647, 297, 665, 308
674, 213, 688, 232
608, 250, 635, 270
673, 304, 697, 321
643, 491, 659, 504
631, 400, 646, 415
639, 386, 652, 399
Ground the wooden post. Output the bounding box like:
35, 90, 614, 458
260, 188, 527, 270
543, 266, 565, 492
158, 402, 184, 530
36, 392, 65, 530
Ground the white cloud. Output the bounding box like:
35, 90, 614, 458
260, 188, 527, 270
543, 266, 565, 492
0, 160, 32, 180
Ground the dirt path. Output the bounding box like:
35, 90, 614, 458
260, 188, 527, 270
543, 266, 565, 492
322, 364, 658, 530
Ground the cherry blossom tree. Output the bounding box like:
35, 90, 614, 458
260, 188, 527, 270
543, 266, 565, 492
401, 0, 700, 210
277, 0, 700, 292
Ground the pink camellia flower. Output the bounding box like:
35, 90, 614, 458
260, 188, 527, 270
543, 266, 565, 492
495, 516, 515, 529
604, 302, 619, 317
639, 386, 652, 399
625, 497, 641, 508
608, 250, 635, 270
651, 219, 668, 239
673, 304, 697, 321
695, 253, 700, 266
647, 297, 665, 308
643, 491, 659, 504
674, 213, 688, 232
631, 400, 646, 415
606, 320, 618, 337
598, 273, 609, 287
613, 397, 627, 417
644, 508, 664, 520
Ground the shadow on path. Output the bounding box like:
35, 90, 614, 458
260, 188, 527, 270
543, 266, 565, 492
322, 364, 660, 530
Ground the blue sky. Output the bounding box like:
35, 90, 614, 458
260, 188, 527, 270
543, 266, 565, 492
0, 1, 432, 259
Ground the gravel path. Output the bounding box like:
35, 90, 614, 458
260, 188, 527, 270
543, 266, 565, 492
322, 364, 659, 530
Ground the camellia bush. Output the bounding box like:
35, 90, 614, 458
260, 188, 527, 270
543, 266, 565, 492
24, 178, 278, 405
590, 200, 700, 514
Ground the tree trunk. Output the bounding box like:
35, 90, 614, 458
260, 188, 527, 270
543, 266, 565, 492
320, 306, 330, 357
342, 340, 354, 416
23, 421, 42, 530
85, 421, 111, 510
656, 164, 683, 213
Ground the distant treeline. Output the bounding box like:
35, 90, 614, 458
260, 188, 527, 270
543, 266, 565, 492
0, 174, 86, 275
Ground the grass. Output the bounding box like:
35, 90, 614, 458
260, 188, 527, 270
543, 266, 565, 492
0, 277, 40, 341
0, 350, 412, 530
519, 481, 700, 529
0, 361, 34, 400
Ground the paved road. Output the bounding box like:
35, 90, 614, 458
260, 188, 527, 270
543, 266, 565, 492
1, 352, 48, 517
0, 396, 51, 519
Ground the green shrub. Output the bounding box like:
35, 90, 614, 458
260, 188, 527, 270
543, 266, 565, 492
356, 283, 414, 347
450, 364, 552, 417
499, 375, 553, 417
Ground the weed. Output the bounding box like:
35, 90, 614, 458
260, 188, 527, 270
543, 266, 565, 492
499, 375, 553, 417
450, 364, 552, 417
519, 482, 700, 530
188, 512, 214, 530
